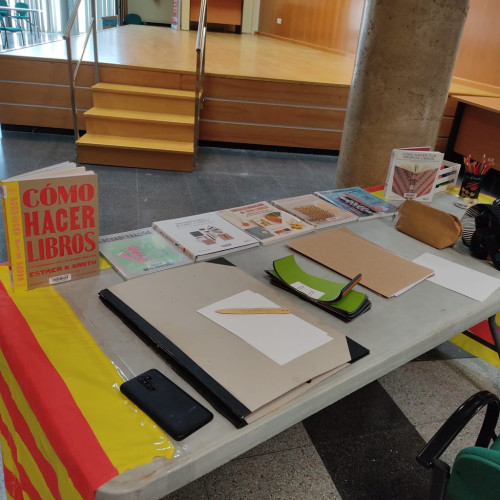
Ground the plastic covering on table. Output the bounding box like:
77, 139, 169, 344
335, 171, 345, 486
0, 264, 175, 500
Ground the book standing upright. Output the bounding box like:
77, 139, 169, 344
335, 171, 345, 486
1, 162, 99, 290
384, 149, 444, 202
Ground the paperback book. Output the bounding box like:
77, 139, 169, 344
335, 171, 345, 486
384, 149, 444, 202
99, 227, 192, 280
0, 161, 99, 290
217, 201, 314, 245
315, 186, 398, 219
152, 211, 259, 261
271, 193, 357, 228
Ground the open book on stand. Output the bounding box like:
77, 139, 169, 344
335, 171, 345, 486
1, 161, 99, 290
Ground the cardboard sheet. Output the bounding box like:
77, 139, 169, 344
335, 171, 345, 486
288, 228, 434, 297
100, 261, 369, 425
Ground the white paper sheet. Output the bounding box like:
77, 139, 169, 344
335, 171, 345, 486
197, 290, 332, 365
413, 253, 500, 302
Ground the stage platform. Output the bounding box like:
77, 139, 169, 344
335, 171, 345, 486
0, 25, 495, 152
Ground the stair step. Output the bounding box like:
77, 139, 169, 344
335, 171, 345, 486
76, 134, 194, 154
84, 107, 195, 125
84, 108, 195, 141
91, 82, 196, 115
92, 82, 195, 100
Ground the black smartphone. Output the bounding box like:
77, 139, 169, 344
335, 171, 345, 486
120, 369, 213, 440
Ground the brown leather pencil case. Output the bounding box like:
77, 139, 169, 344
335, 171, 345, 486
396, 200, 462, 249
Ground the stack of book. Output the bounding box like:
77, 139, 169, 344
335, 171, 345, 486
266, 255, 371, 322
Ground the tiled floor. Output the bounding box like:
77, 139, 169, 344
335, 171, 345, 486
0, 127, 499, 500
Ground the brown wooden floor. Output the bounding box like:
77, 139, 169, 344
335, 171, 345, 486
1, 25, 498, 154
2, 24, 498, 95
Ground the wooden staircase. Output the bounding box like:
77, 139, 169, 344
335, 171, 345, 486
76, 83, 196, 172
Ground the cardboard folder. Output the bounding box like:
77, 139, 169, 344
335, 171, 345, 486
99, 260, 368, 427
288, 228, 434, 297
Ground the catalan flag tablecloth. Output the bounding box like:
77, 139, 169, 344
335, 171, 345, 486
0, 265, 174, 500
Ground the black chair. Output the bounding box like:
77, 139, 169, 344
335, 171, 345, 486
416, 391, 500, 500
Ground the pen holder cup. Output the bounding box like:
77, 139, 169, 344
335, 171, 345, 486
455, 172, 484, 209
458, 172, 484, 200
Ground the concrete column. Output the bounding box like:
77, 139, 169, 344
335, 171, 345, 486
336, 0, 469, 188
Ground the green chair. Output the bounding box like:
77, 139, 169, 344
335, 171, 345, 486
417, 391, 500, 500
11, 2, 37, 38
123, 13, 144, 25
0, 0, 25, 49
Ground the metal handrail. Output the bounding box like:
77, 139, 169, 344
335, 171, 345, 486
63, 0, 99, 140
194, 0, 207, 166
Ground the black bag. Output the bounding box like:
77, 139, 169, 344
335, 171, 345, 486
461, 200, 500, 270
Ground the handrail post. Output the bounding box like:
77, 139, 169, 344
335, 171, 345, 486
91, 0, 99, 83
64, 0, 100, 143
65, 36, 79, 141
194, 0, 207, 168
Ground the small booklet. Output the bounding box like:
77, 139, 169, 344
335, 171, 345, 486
152, 211, 259, 261
315, 186, 398, 219
217, 201, 314, 245
384, 149, 444, 202
271, 193, 357, 228
266, 255, 370, 322
99, 227, 192, 280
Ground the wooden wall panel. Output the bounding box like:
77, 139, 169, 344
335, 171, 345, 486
202, 99, 346, 129
0, 57, 94, 86
99, 66, 195, 91
0, 105, 85, 130
454, 105, 500, 165
258, 0, 363, 54
258, 0, 500, 90
204, 76, 350, 107
0, 82, 92, 109
199, 121, 343, 150
453, 0, 500, 89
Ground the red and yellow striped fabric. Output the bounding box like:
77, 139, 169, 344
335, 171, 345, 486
0, 265, 175, 500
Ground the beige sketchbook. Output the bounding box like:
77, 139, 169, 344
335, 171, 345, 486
99, 261, 368, 427
288, 228, 434, 297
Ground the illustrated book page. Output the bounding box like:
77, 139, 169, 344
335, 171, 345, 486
152, 211, 259, 261
218, 201, 314, 245
384, 149, 444, 202
315, 187, 398, 219
271, 194, 357, 228
99, 227, 192, 279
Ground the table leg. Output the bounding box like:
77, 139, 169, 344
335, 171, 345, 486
488, 315, 500, 358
